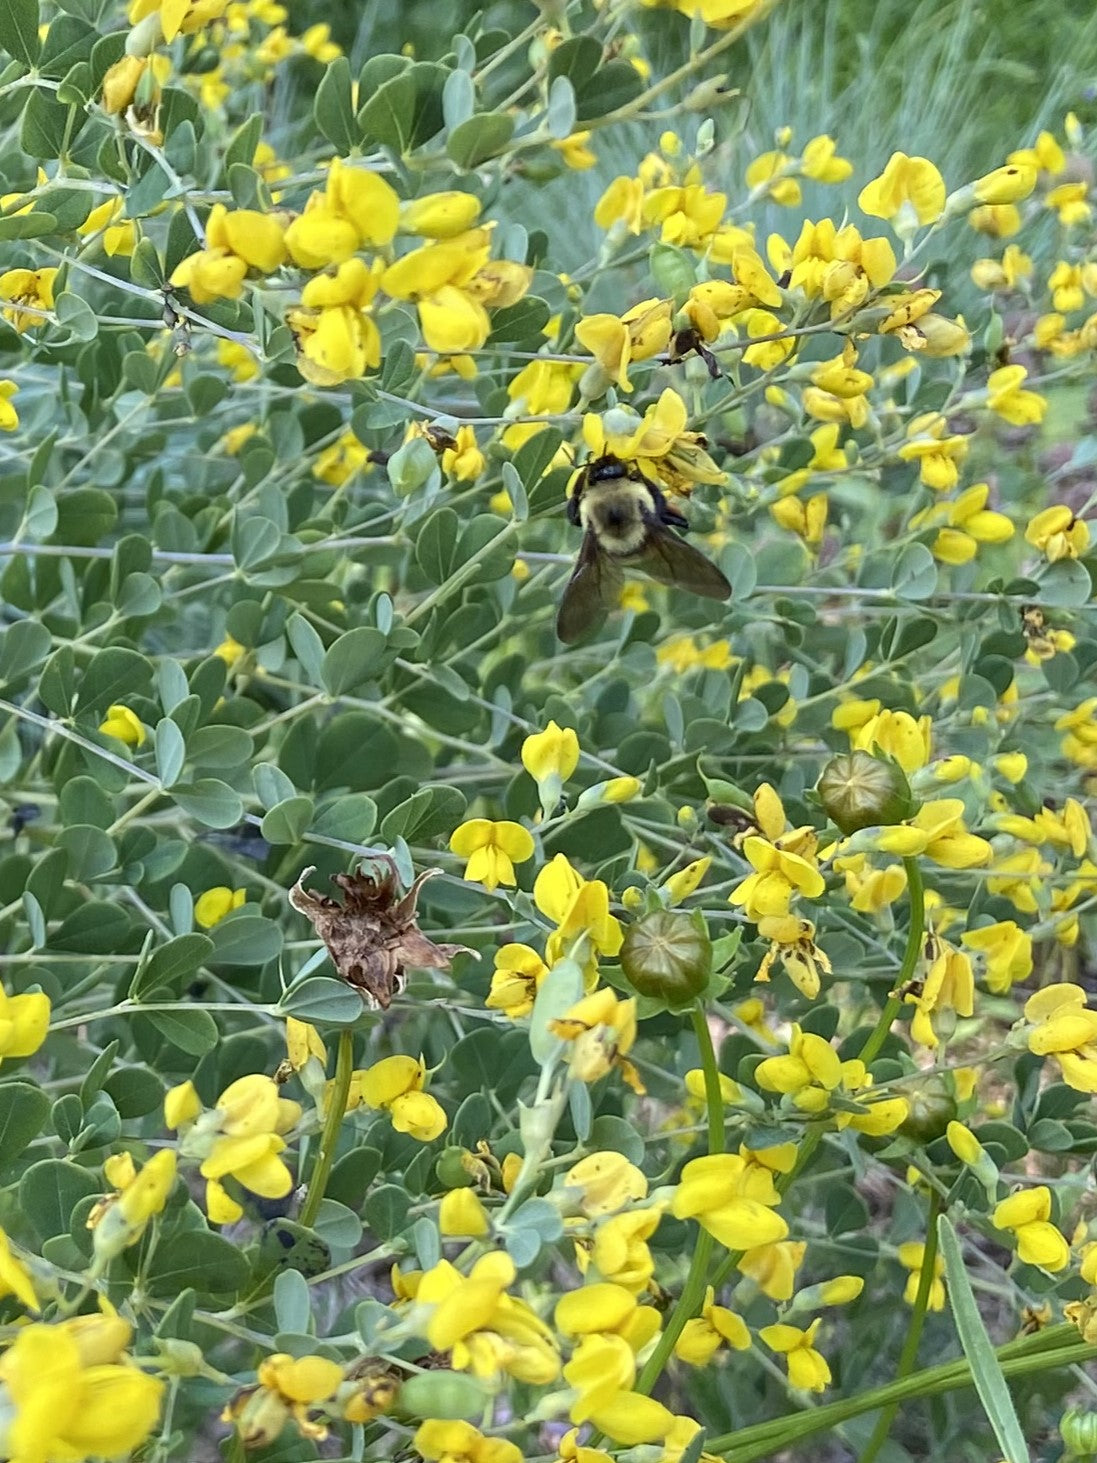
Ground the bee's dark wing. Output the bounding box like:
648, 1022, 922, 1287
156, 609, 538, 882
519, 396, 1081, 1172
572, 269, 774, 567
556, 532, 624, 644
637, 522, 732, 601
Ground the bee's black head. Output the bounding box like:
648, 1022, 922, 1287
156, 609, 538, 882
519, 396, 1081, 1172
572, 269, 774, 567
584, 454, 632, 486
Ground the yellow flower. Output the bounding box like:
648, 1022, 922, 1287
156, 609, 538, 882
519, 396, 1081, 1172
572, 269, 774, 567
662, 856, 712, 906
77, 197, 137, 257
801, 134, 853, 183
414, 1420, 522, 1463
522, 720, 580, 813
225, 1351, 345, 1447
971, 244, 1033, 292
858, 152, 946, 229
1025, 984, 1097, 1092
555, 131, 597, 169
98, 703, 146, 747
671, 1152, 789, 1249
0, 982, 49, 1068
400, 192, 482, 239
0, 1224, 38, 1311
441, 425, 485, 481
0, 267, 55, 334
167, 1073, 301, 1224
906, 934, 974, 1048
313, 429, 372, 485
897, 1241, 946, 1310
738, 1240, 806, 1300
449, 819, 535, 891
746, 149, 800, 207
353, 1055, 447, 1141
1045, 181, 1091, 226
969, 202, 1021, 237
770, 492, 828, 548
729, 835, 825, 920
415, 1253, 559, 1384
535, 854, 623, 970
972, 162, 1037, 205
0, 1321, 163, 1462
485, 943, 550, 1020
986, 364, 1046, 426
439, 1187, 490, 1238
897, 413, 969, 490
992, 1186, 1070, 1271
755, 915, 831, 999
912, 483, 1015, 564
0, 380, 17, 432
88, 1150, 177, 1261
1025, 505, 1089, 561
759, 1318, 831, 1391
961, 921, 1032, 994
550, 987, 643, 1093
674, 1284, 751, 1365
194, 885, 245, 928
170, 204, 286, 303
563, 1152, 648, 1216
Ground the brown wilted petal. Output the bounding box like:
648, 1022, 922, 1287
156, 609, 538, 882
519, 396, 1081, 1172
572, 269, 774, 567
288, 857, 474, 1009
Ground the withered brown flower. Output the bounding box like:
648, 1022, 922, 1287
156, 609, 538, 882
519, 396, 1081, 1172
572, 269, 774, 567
288, 858, 473, 1009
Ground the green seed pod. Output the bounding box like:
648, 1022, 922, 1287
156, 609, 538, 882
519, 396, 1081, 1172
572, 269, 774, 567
817, 750, 915, 834
1061, 1408, 1097, 1457
620, 909, 712, 1007
434, 1146, 476, 1190
898, 1075, 957, 1143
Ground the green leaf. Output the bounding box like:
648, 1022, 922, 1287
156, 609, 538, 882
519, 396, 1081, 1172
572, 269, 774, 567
261, 795, 315, 844
379, 785, 466, 842
574, 59, 643, 120
49, 903, 130, 953
0, 0, 41, 68
321, 627, 388, 696
19, 1159, 99, 1241
446, 112, 515, 169
155, 717, 186, 788
143, 1002, 219, 1055
529, 956, 584, 1065
937, 1213, 1028, 1463
144, 1229, 250, 1299
547, 36, 602, 91
0, 621, 51, 686
171, 779, 244, 829
0, 1082, 50, 1169
278, 977, 363, 1024
359, 61, 446, 154
890, 543, 938, 601
315, 55, 356, 150
77, 646, 151, 714
132, 933, 213, 999
54, 292, 98, 343
416, 507, 460, 585
0, 211, 59, 240
56, 824, 116, 880
399, 1372, 493, 1422
363, 1183, 412, 1240
208, 914, 283, 966
1038, 558, 1093, 607
312, 794, 377, 843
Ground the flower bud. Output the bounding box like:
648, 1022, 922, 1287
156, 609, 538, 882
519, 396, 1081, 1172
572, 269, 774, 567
816, 750, 915, 834
898, 1076, 956, 1142
620, 909, 712, 1007
435, 1146, 477, 1190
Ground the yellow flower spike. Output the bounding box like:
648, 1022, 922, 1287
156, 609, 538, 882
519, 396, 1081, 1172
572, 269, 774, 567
194, 886, 246, 928
759, 1317, 832, 1391
438, 1187, 490, 1237
992, 1185, 1070, 1271
858, 151, 946, 230
99, 703, 146, 747
449, 819, 535, 890
0, 983, 50, 1067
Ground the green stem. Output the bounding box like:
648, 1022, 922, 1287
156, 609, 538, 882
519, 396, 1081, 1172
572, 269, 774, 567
713, 1328, 1094, 1461
856, 1190, 943, 1463
858, 856, 925, 1067
298, 1028, 354, 1230
709, 858, 926, 1293
635, 1003, 724, 1395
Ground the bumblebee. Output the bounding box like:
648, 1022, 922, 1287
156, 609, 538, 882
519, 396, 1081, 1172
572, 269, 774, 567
556, 455, 732, 644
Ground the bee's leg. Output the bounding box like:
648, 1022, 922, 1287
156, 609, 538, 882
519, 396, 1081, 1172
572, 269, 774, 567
650, 483, 689, 530
566, 492, 582, 525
